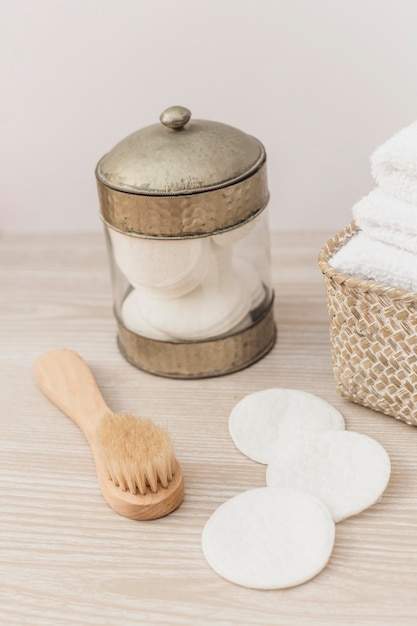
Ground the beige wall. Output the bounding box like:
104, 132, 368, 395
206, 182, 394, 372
2, 0, 417, 233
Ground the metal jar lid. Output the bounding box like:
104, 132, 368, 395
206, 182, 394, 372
96, 106, 269, 237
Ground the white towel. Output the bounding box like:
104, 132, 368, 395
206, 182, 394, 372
330, 231, 417, 292
371, 120, 417, 205
352, 188, 417, 254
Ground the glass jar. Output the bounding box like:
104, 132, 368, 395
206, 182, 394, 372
96, 106, 276, 378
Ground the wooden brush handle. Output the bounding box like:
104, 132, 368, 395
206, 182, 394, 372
35, 348, 185, 521
34, 349, 110, 440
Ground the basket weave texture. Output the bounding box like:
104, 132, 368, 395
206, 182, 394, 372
318, 221, 417, 426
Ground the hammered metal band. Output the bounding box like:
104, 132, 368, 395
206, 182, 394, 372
97, 164, 269, 238
116, 295, 276, 379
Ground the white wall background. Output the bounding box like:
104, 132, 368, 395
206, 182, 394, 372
2, 0, 417, 234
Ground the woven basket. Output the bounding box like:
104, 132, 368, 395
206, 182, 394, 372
318, 221, 417, 426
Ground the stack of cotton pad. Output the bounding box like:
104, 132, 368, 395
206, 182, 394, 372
123, 260, 252, 340
111, 226, 267, 341
202, 388, 391, 589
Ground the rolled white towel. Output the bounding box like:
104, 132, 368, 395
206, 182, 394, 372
330, 231, 417, 292
371, 120, 417, 205
352, 188, 417, 254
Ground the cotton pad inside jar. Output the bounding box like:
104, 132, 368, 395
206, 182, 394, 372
109, 228, 210, 297
202, 486, 335, 590
120, 289, 171, 340
229, 388, 345, 464
233, 256, 266, 310
138, 260, 252, 340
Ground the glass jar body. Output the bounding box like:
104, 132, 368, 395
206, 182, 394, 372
104, 210, 273, 348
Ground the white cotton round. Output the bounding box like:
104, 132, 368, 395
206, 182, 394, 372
266, 430, 391, 522
139, 260, 252, 340
202, 486, 335, 590
109, 228, 210, 296
228, 388, 345, 464
226, 313, 253, 335
121, 289, 172, 340
233, 256, 266, 309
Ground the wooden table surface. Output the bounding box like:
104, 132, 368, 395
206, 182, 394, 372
1, 231, 417, 626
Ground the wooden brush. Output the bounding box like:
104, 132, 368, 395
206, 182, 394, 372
34, 349, 184, 520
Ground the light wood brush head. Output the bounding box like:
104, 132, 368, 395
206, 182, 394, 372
97, 412, 175, 495
34, 349, 184, 520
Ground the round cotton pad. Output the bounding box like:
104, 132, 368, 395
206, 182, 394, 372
266, 430, 391, 522
139, 264, 252, 340
121, 289, 172, 340
202, 487, 335, 590
229, 388, 345, 464
233, 257, 265, 309
109, 228, 209, 296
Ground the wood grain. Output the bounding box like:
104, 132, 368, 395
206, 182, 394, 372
1, 231, 417, 625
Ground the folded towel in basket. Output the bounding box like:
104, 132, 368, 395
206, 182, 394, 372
330, 230, 417, 292
371, 120, 417, 205
352, 188, 417, 254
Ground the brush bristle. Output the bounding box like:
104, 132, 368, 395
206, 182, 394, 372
97, 413, 176, 495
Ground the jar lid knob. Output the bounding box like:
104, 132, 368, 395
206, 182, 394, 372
160, 106, 192, 130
